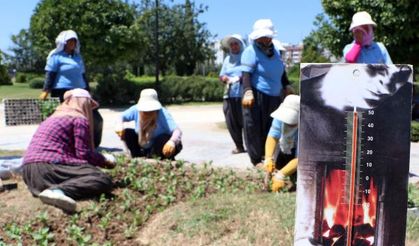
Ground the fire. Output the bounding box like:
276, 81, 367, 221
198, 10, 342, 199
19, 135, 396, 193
321, 169, 378, 245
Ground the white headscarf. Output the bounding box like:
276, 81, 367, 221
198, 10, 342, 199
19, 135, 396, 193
221, 34, 246, 66
47, 30, 81, 60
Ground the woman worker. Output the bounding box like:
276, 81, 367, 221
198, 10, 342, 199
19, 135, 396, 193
39, 30, 103, 147
263, 95, 300, 192
116, 88, 182, 160
343, 11, 392, 64
22, 89, 115, 213
219, 34, 246, 154
240, 19, 286, 167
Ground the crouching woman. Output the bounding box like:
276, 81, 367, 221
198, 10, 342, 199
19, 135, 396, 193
22, 89, 115, 213
116, 88, 182, 160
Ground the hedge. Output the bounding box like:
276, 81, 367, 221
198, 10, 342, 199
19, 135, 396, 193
412, 120, 419, 142
0, 65, 11, 85
29, 77, 45, 89
94, 73, 224, 106
159, 76, 223, 104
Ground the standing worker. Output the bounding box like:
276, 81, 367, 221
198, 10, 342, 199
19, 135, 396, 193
219, 34, 246, 154
240, 19, 287, 167
343, 11, 392, 64
39, 30, 103, 147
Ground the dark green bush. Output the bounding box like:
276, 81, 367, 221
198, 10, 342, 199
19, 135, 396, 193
0, 65, 11, 85
412, 121, 419, 142
160, 76, 223, 103
287, 64, 300, 94
95, 68, 155, 106
15, 72, 27, 83
28, 77, 45, 88
95, 70, 224, 106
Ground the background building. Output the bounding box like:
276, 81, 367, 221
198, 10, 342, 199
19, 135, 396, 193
283, 43, 304, 67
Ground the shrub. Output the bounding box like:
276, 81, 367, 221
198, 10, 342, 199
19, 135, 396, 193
412, 121, 419, 142
0, 65, 11, 85
95, 71, 224, 106
287, 64, 300, 94
29, 77, 45, 89
160, 76, 223, 103
94, 68, 155, 106
15, 73, 27, 83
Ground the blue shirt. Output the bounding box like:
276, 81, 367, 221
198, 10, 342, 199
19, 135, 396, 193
268, 118, 299, 154
121, 106, 177, 144
240, 44, 284, 96
219, 55, 243, 98
45, 51, 87, 89
343, 42, 393, 64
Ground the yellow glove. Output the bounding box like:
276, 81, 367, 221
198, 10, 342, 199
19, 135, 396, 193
39, 91, 49, 100
242, 90, 254, 108
264, 158, 275, 173
115, 129, 125, 140
162, 140, 176, 157
271, 158, 298, 192
271, 172, 286, 192
264, 136, 278, 173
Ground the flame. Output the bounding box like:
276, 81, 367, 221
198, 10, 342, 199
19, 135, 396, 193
321, 169, 378, 245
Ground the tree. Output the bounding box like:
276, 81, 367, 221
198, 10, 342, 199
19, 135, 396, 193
29, 0, 139, 70
301, 15, 331, 64
136, 0, 214, 76
318, 0, 419, 68
9, 29, 44, 72
0, 51, 12, 85
171, 0, 213, 75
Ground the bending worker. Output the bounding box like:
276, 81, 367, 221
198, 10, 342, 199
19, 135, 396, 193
116, 88, 182, 160
263, 95, 300, 192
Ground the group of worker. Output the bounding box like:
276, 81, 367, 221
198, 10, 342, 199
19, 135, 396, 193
21, 11, 392, 212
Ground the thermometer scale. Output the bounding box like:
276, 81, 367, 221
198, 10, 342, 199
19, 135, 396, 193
321, 107, 378, 246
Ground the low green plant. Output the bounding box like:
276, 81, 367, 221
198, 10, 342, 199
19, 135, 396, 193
66, 224, 92, 245
38, 99, 60, 120
408, 183, 419, 208
36, 211, 49, 225
31, 227, 54, 246
99, 212, 112, 230
5, 223, 22, 242
411, 121, 419, 142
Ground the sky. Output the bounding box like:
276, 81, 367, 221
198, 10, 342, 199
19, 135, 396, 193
0, 0, 324, 53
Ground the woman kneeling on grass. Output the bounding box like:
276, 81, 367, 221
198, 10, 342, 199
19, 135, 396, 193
22, 89, 116, 213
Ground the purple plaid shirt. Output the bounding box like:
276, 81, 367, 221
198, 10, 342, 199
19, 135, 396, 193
23, 116, 106, 167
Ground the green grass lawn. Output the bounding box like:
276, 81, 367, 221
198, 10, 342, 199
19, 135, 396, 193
0, 83, 40, 101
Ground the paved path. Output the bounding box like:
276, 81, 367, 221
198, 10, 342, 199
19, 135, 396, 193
1, 103, 418, 181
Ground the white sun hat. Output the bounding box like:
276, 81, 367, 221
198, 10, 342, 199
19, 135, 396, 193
271, 95, 300, 125
221, 34, 244, 50
249, 19, 276, 40
349, 11, 377, 31
137, 88, 162, 112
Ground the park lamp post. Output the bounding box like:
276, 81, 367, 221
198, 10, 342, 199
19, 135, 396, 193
154, 0, 160, 90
